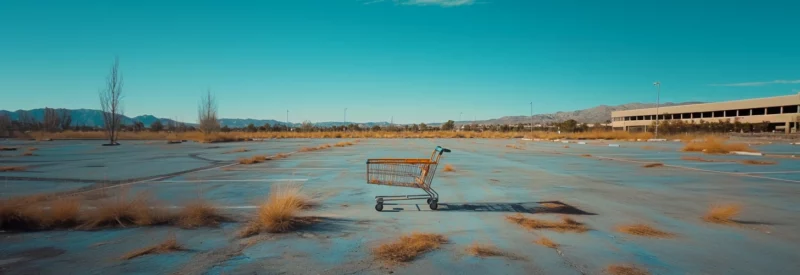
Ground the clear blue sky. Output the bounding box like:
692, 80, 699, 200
1, 0, 798, 124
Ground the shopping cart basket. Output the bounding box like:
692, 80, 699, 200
366, 146, 451, 211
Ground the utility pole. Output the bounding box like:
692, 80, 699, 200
459, 112, 463, 131
344, 108, 348, 131
653, 81, 661, 139
286, 110, 289, 131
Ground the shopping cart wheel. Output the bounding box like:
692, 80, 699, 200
426, 198, 432, 204
429, 200, 438, 210
375, 203, 383, 212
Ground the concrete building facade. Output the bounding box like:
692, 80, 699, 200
611, 93, 800, 133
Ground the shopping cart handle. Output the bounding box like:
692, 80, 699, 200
435, 146, 452, 153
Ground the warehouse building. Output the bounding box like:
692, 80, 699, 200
611, 93, 800, 133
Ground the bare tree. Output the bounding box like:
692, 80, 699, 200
16, 110, 38, 131
99, 57, 124, 145
198, 90, 219, 135
0, 114, 10, 136
58, 109, 72, 131
43, 107, 60, 132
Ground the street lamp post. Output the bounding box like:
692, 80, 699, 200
459, 112, 463, 131
653, 81, 661, 139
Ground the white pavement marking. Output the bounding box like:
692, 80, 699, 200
68, 151, 304, 195
157, 179, 308, 183
745, 171, 800, 174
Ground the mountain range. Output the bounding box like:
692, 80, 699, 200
0, 102, 700, 128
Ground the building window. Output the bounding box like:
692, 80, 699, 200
725, 110, 736, 117
691, 112, 701, 119
739, 109, 751, 116
702, 112, 712, 118
783, 105, 799, 113
752, 108, 765, 116
681, 113, 689, 119
713, 111, 724, 117
638, 116, 644, 120
766, 106, 781, 115
625, 116, 630, 121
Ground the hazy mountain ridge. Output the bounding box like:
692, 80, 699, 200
1, 102, 702, 128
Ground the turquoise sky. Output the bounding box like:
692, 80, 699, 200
1, 0, 798, 124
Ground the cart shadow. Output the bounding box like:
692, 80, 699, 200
436, 200, 596, 215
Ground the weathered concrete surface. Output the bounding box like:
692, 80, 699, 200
2, 139, 799, 274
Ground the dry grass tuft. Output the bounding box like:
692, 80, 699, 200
176, 199, 226, 229
740, 160, 776, 165
535, 237, 559, 248
505, 214, 589, 233
42, 198, 81, 228
334, 141, 354, 147
0, 166, 27, 172
581, 154, 592, 158
1, 196, 79, 231
443, 164, 455, 172
642, 163, 664, 168
274, 153, 289, 159
465, 242, 518, 259
238, 155, 269, 165
27, 147, 38, 151
238, 184, 316, 237
373, 232, 447, 263
79, 192, 171, 229
682, 137, 755, 154
505, 144, 525, 150
563, 145, 570, 148
605, 264, 650, 275
703, 204, 741, 224
226, 147, 249, 153
616, 224, 673, 238
121, 233, 184, 260
22, 152, 34, 156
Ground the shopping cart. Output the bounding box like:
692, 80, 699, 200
366, 146, 451, 211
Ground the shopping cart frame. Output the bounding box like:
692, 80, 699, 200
366, 146, 451, 211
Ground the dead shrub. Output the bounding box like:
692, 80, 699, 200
238, 184, 316, 237
442, 164, 455, 172
581, 154, 592, 157
274, 153, 289, 159
616, 224, 673, 238
0, 147, 18, 151
0, 166, 27, 172
535, 237, 558, 248
176, 199, 226, 229
605, 264, 650, 275
374, 232, 447, 263
121, 233, 184, 260
642, 163, 663, 168
740, 160, 776, 165
505, 214, 589, 233
682, 137, 754, 154
680, 156, 716, 162
703, 204, 741, 224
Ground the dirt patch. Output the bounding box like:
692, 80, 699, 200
442, 164, 455, 172
0, 166, 27, 172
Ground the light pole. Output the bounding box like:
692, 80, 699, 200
344, 108, 347, 130
530, 102, 533, 138
459, 112, 463, 131
653, 81, 661, 139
